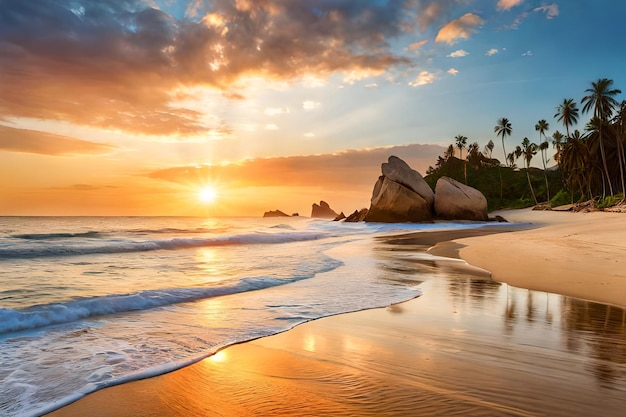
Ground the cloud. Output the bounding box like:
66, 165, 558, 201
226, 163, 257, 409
54, 184, 120, 191
264, 124, 279, 131
0, 125, 116, 156
365, 83, 379, 89
447, 49, 469, 58
486, 48, 500, 56
264, 107, 290, 116
407, 40, 429, 51
435, 13, 484, 45
497, 0, 524, 11
0, 0, 418, 137
448, 68, 459, 75
534, 4, 559, 19
303, 101, 321, 111
522, 50, 533, 56
409, 70, 436, 87
146, 144, 446, 189
304, 132, 316, 138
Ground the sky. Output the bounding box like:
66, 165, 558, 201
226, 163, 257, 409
1, 0, 626, 216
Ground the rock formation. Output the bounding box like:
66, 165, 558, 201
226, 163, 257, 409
381, 155, 435, 206
434, 176, 488, 221
345, 208, 369, 222
363, 156, 490, 223
364, 156, 434, 223
333, 212, 346, 221
263, 210, 290, 218
311, 201, 339, 218
365, 176, 432, 222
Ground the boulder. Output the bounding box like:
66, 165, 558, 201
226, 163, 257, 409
345, 208, 369, 222
434, 177, 488, 221
311, 200, 339, 218
365, 176, 432, 223
263, 210, 289, 218
333, 212, 346, 221
382, 156, 435, 207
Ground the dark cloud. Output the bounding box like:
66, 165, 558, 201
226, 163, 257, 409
0, 124, 116, 155
0, 0, 427, 136
146, 143, 445, 188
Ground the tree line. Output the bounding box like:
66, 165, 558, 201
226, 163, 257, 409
426, 78, 625, 209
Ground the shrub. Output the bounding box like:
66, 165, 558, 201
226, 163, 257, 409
550, 189, 571, 207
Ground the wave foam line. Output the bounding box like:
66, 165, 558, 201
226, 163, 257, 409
0, 231, 329, 259
0, 275, 310, 335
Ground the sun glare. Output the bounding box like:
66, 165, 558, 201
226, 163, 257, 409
199, 186, 217, 204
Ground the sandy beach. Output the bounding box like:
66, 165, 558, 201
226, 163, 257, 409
46, 209, 626, 417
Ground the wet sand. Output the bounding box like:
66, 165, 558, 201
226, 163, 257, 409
451, 208, 626, 308
46, 210, 626, 417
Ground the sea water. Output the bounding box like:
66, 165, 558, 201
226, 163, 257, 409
0, 216, 495, 416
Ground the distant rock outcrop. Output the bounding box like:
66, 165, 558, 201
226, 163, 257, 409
345, 208, 369, 222
333, 212, 346, 221
311, 201, 339, 219
434, 176, 488, 221
263, 210, 290, 218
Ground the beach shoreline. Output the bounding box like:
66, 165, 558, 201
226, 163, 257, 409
451, 208, 626, 309
45, 209, 626, 417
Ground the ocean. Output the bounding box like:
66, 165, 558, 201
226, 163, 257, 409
0, 216, 497, 417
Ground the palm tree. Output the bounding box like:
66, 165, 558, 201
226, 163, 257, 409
494, 117, 512, 200
455, 135, 468, 183
535, 119, 550, 200
560, 130, 591, 200
484, 140, 495, 160
467, 142, 481, 170
581, 78, 622, 196
551, 130, 564, 165
494, 118, 512, 166
518, 137, 538, 205
582, 78, 621, 120
554, 98, 579, 137
586, 116, 613, 197
613, 101, 626, 198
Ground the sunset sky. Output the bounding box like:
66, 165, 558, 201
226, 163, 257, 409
1, 0, 625, 216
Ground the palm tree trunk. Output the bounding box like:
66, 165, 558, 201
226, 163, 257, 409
616, 135, 626, 199
526, 170, 538, 205
541, 148, 550, 201
598, 130, 614, 197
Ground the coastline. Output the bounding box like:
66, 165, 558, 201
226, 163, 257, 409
450, 208, 626, 308
45, 210, 626, 417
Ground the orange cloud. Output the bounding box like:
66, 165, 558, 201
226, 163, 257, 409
435, 13, 484, 45
0, 1, 418, 137
0, 125, 115, 156
147, 144, 444, 189
408, 40, 429, 51
497, 0, 524, 11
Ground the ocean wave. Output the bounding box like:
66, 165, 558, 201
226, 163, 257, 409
12, 231, 103, 240
0, 274, 330, 335
0, 231, 329, 259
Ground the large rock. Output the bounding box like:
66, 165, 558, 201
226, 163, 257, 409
382, 156, 435, 206
365, 176, 433, 223
434, 177, 488, 221
263, 210, 289, 218
311, 201, 339, 218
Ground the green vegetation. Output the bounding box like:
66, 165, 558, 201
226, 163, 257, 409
425, 77, 626, 211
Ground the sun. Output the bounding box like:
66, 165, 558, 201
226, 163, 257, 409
198, 186, 217, 204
